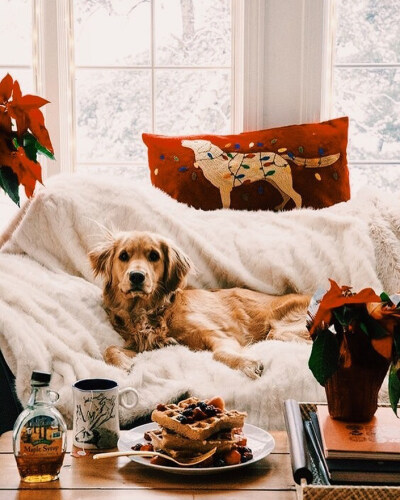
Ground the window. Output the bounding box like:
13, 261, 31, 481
0, 0, 33, 228
73, 0, 234, 180
0, 0, 33, 92
332, 0, 400, 192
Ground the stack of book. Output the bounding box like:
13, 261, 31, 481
306, 405, 400, 484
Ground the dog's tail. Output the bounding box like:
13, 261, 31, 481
282, 153, 340, 168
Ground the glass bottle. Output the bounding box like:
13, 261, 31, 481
12, 371, 67, 482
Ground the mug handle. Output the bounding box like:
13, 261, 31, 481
119, 387, 139, 409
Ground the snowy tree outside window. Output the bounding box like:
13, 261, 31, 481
74, 0, 232, 182
333, 0, 400, 193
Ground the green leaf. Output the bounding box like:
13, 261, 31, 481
241, 164, 250, 169
22, 132, 55, 162
308, 329, 340, 386
36, 142, 55, 160
265, 170, 275, 176
388, 364, 400, 416
0, 166, 20, 206
23, 133, 38, 162
380, 292, 392, 304
12, 137, 19, 150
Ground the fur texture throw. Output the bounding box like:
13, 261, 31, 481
1, 174, 398, 429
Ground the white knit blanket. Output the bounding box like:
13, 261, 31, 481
1, 174, 399, 430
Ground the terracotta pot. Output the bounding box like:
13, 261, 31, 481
325, 326, 390, 422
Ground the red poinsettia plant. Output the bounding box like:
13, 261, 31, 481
307, 279, 400, 417
0, 73, 54, 205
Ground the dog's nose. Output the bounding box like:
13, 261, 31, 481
129, 271, 145, 285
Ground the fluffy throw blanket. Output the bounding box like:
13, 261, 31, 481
1, 174, 399, 430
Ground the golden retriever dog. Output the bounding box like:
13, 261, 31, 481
89, 230, 311, 379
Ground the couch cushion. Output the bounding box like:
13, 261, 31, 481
142, 117, 350, 211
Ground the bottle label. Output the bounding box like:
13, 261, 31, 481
19, 416, 63, 457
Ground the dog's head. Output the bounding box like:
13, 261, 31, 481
89, 231, 192, 308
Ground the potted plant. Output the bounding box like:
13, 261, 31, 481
307, 279, 400, 421
0, 73, 54, 205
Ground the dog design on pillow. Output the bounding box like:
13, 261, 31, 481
182, 139, 340, 210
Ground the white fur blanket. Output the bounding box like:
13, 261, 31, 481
1, 174, 399, 430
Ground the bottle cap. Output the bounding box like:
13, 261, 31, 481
31, 371, 51, 386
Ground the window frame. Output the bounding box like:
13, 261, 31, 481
32, 0, 337, 177
33, 0, 274, 176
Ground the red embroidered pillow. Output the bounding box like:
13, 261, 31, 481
142, 117, 350, 211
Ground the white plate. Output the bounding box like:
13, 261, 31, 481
118, 422, 275, 475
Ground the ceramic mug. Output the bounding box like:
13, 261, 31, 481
72, 378, 138, 450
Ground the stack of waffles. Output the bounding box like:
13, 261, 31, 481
149, 396, 253, 466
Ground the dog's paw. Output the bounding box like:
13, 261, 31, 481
164, 337, 179, 346
120, 356, 135, 372
241, 359, 264, 380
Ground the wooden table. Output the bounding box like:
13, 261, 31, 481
0, 430, 297, 499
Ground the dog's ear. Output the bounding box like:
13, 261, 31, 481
197, 139, 212, 153
89, 240, 116, 279
161, 240, 191, 292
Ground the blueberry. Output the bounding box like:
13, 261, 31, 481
198, 402, 207, 411
182, 409, 193, 417
204, 405, 217, 416
177, 415, 188, 424
131, 443, 143, 451
214, 458, 226, 467
241, 452, 253, 463
237, 446, 252, 455
187, 403, 196, 409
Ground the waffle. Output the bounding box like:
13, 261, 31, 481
151, 397, 246, 441
149, 428, 244, 456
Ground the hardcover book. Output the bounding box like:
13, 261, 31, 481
317, 405, 400, 461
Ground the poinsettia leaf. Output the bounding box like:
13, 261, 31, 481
28, 108, 54, 154
308, 328, 340, 386
0, 166, 20, 205
36, 142, 55, 160
0, 109, 12, 134
18, 94, 49, 110
12, 79, 22, 100
0, 73, 13, 102
22, 133, 38, 162
380, 292, 392, 303
388, 364, 400, 416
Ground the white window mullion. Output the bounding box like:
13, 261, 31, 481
232, 0, 265, 133
33, 0, 75, 177
300, 0, 335, 123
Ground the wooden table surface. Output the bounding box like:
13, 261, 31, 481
0, 430, 297, 500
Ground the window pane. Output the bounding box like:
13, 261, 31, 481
0, 0, 32, 66
333, 67, 400, 161
76, 163, 150, 182
155, 69, 230, 134
74, 0, 151, 66
349, 164, 400, 193
0, 68, 33, 93
75, 69, 152, 162
335, 0, 400, 64
155, 0, 231, 66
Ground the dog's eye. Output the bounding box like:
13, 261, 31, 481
148, 250, 160, 262
119, 250, 129, 262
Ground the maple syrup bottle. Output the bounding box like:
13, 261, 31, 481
12, 371, 67, 482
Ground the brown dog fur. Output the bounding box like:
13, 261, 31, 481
89, 230, 310, 379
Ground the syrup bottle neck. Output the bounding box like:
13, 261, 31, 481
27, 385, 51, 408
